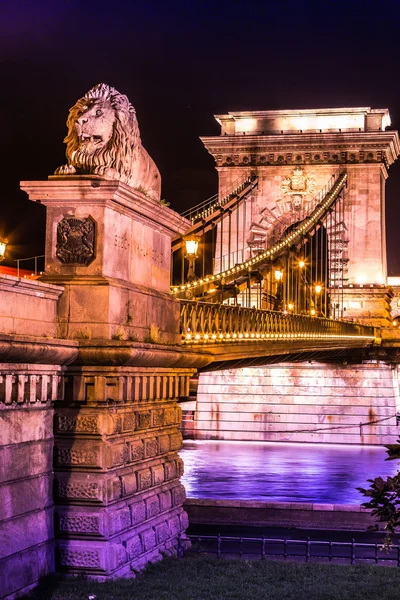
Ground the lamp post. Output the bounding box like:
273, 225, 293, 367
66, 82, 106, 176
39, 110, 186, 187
184, 235, 200, 282
273, 268, 283, 311
0, 239, 8, 263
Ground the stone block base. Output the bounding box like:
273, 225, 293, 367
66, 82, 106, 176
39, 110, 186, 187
54, 366, 194, 577
0, 364, 63, 599
194, 362, 400, 445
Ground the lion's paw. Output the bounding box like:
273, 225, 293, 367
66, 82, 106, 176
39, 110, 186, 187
55, 164, 76, 175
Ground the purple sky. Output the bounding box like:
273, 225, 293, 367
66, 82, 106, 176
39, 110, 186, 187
2, 0, 400, 272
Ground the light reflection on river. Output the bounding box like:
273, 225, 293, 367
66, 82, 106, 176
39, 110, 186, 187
180, 440, 400, 504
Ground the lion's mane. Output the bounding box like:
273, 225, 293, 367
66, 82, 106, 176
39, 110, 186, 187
55, 83, 161, 199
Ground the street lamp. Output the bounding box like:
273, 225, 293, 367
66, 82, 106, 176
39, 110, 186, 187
315, 284, 322, 295
0, 239, 8, 263
274, 269, 283, 282
298, 260, 305, 269
184, 235, 200, 282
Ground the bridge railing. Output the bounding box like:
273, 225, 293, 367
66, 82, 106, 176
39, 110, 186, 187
180, 300, 376, 343
180, 173, 257, 224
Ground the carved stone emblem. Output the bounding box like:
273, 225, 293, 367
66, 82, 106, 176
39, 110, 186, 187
281, 167, 316, 211
56, 216, 96, 265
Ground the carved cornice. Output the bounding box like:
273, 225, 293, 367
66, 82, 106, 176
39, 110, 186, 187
201, 131, 400, 168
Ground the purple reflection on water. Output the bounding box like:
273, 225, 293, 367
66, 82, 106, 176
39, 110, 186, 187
180, 440, 400, 504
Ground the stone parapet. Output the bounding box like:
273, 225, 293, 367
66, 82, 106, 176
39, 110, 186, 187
53, 366, 194, 577
184, 498, 375, 531
0, 275, 64, 338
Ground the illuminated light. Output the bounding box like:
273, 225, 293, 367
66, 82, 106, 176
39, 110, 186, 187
184, 236, 200, 258
261, 333, 265, 338
239, 333, 243, 339
209, 288, 216, 293
394, 321, 398, 327
299, 260, 305, 269
245, 333, 250, 338
256, 333, 260, 338
205, 277, 209, 282
311, 309, 316, 316
195, 334, 201, 340
219, 333, 224, 339
186, 333, 192, 340
212, 333, 217, 339
232, 333, 237, 338
173, 287, 178, 292
274, 269, 283, 282
288, 303, 294, 311
250, 333, 255, 338
315, 284, 322, 294
181, 285, 185, 290
204, 334, 209, 340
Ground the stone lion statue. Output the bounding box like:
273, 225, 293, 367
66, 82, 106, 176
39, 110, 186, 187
55, 83, 161, 200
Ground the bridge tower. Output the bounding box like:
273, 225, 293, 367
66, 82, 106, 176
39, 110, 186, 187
201, 107, 400, 326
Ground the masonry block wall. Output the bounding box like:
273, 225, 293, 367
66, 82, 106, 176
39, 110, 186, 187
53, 367, 192, 577
0, 366, 62, 599
195, 363, 400, 445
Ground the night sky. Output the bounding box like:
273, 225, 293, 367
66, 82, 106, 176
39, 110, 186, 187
2, 0, 400, 272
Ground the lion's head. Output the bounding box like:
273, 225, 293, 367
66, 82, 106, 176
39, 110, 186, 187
55, 83, 161, 199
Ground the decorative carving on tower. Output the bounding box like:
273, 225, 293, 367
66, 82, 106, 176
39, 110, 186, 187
281, 167, 316, 212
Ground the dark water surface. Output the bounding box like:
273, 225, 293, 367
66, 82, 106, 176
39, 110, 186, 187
180, 440, 400, 504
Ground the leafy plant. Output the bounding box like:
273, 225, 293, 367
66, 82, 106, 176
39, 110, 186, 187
357, 438, 400, 544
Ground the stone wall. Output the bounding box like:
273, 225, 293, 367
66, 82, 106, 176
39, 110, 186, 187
0, 365, 62, 599
194, 362, 400, 445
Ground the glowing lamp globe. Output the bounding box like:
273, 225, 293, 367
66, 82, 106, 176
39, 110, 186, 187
0, 239, 7, 262
184, 236, 200, 258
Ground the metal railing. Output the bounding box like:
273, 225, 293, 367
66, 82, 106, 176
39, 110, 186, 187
15, 254, 45, 278
172, 171, 347, 298
187, 534, 400, 566
180, 300, 376, 343
180, 174, 257, 224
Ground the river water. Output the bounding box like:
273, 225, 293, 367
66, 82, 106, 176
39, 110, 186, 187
180, 440, 400, 504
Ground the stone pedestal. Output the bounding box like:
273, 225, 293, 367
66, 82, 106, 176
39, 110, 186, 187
21, 179, 190, 343
53, 365, 193, 577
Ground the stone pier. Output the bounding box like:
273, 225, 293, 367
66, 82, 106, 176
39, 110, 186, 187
194, 362, 400, 445
53, 364, 192, 576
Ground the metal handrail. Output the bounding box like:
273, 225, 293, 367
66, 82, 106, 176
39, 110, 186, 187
180, 173, 256, 223
187, 533, 400, 565
171, 170, 347, 297
15, 254, 45, 278
180, 300, 376, 344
